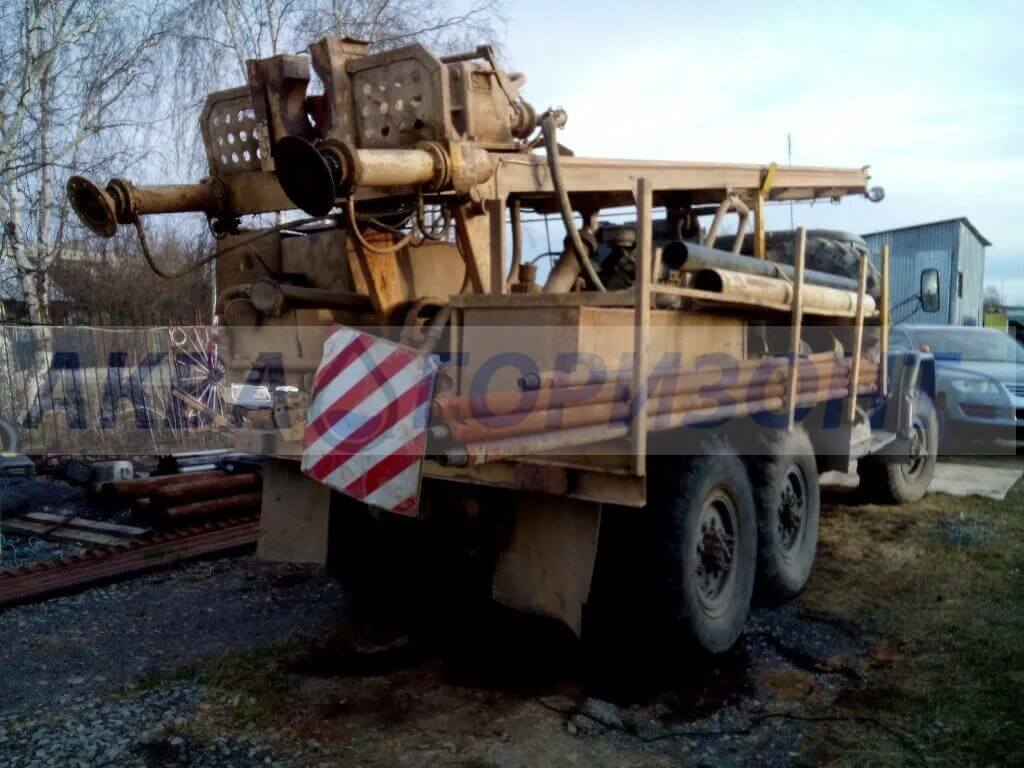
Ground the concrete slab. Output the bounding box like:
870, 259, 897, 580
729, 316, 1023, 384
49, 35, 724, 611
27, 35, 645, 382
821, 461, 1024, 501
929, 462, 1023, 501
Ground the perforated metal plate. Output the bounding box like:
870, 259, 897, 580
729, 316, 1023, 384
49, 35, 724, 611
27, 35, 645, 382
351, 54, 444, 148
201, 88, 266, 175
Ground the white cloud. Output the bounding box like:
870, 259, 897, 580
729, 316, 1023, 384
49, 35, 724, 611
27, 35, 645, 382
505, 0, 1024, 299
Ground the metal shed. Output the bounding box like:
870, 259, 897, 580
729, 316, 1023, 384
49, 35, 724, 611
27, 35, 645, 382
863, 218, 990, 327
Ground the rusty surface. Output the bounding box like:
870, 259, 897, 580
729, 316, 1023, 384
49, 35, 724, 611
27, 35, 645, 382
0, 517, 259, 608
150, 473, 261, 506
95, 471, 230, 500
162, 492, 263, 523
435, 357, 876, 422
443, 368, 877, 444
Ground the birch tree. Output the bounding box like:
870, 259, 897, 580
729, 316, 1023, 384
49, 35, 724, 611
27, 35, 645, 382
0, 0, 168, 325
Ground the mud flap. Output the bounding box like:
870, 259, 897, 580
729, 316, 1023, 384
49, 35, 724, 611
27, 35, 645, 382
491, 494, 601, 636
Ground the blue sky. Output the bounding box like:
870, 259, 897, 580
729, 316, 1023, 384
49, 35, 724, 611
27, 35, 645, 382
503, 0, 1024, 302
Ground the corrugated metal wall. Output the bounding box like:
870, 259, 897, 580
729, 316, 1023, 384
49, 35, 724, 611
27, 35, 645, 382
864, 220, 985, 327
954, 221, 986, 326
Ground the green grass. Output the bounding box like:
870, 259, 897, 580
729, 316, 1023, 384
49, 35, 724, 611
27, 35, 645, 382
800, 465, 1024, 766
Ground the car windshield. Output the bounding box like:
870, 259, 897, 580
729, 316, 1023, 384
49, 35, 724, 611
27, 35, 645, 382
910, 329, 1024, 363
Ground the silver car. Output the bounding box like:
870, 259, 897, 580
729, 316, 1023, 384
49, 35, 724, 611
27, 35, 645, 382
889, 325, 1023, 447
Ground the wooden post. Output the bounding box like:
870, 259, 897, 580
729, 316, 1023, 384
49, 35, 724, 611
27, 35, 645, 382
487, 197, 508, 295
632, 178, 653, 476
785, 227, 807, 431
754, 193, 766, 259
754, 162, 777, 259
880, 243, 891, 397
847, 254, 870, 423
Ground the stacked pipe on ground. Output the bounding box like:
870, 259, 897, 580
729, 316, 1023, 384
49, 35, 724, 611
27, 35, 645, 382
95, 470, 262, 525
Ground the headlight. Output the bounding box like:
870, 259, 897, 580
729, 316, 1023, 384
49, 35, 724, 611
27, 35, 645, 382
948, 376, 1001, 395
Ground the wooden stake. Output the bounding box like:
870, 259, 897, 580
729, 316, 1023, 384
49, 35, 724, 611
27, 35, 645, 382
847, 254, 870, 423
632, 178, 653, 476
786, 227, 807, 431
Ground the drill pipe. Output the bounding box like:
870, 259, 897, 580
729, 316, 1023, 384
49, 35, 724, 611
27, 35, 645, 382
161, 492, 263, 523
439, 383, 874, 467
692, 268, 876, 316
434, 357, 876, 422
150, 473, 262, 506
518, 351, 844, 391
438, 370, 876, 444
661, 241, 860, 293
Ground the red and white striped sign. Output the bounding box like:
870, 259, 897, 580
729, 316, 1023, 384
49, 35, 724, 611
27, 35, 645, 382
301, 327, 439, 516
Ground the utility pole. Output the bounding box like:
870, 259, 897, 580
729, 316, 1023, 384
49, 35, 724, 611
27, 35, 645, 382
787, 133, 794, 230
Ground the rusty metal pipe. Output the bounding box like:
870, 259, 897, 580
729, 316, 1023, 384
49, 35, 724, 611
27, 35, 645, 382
441, 382, 875, 467
355, 149, 437, 187
439, 357, 874, 422
151, 473, 261, 506
67, 176, 225, 238
661, 241, 860, 293
161, 492, 263, 523
96, 471, 228, 500
248, 278, 374, 316
441, 371, 874, 444
692, 268, 876, 315
518, 350, 846, 391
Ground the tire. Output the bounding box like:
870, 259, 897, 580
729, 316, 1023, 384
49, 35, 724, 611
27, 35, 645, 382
649, 445, 757, 654
746, 427, 820, 602
0, 419, 18, 453
860, 393, 938, 504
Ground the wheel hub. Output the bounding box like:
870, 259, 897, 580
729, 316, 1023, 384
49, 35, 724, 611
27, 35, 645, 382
905, 422, 926, 478
777, 467, 807, 554
695, 489, 738, 614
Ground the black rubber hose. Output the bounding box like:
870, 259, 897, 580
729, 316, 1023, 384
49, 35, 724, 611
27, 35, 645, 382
541, 113, 606, 291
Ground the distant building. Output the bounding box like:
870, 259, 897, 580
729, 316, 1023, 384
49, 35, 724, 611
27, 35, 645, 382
1006, 306, 1024, 343
863, 218, 990, 327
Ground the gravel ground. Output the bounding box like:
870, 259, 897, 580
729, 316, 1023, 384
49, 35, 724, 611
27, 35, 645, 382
0, 551, 869, 768
0, 682, 334, 768
0, 558, 347, 718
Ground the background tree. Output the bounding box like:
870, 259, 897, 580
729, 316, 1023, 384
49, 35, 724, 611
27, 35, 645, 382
0, 0, 170, 324
0, 0, 505, 328
984, 285, 1004, 311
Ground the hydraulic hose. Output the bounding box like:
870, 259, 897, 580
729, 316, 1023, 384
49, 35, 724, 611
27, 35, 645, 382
541, 112, 606, 292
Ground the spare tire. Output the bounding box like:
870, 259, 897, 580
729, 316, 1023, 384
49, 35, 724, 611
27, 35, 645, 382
714, 229, 881, 297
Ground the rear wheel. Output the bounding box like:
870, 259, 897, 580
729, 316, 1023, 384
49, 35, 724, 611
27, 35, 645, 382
746, 427, 820, 602
650, 446, 757, 654
860, 393, 938, 503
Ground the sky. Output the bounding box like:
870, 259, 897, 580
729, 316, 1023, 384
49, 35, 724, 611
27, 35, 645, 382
501, 0, 1024, 302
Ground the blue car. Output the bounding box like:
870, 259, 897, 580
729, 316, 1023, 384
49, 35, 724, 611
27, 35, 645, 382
889, 325, 1023, 448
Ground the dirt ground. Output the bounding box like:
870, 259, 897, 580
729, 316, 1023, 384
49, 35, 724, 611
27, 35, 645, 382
2, 457, 1022, 768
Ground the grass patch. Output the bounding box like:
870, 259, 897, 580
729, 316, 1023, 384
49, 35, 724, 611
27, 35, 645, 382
123, 641, 307, 728
802, 462, 1024, 766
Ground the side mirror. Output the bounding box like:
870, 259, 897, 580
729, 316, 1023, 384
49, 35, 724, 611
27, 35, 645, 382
921, 269, 941, 312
